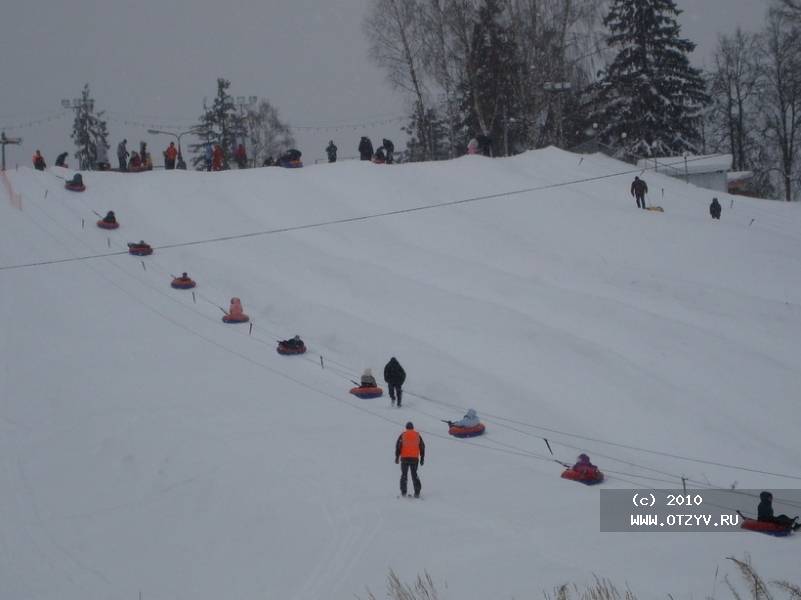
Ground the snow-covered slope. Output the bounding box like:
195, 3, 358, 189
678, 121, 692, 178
2, 149, 800, 600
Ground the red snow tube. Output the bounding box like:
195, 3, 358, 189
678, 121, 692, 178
97, 220, 119, 230
448, 423, 486, 438
222, 313, 250, 324
350, 386, 383, 399
741, 518, 793, 537
171, 277, 196, 289
128, 243, 153, 256
65, 182, 86, 192
277, 342, 306, 355
561, 468, 604, 485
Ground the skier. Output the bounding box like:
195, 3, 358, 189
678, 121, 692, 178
631, 176, 648, 209
55, 152, 69, 168
710, 197, 721, 220
395, 421, 425, 498
383, 357, 406, 407
758, 491, 800, 530
359, 368, 377, 388
448, 408, 480, 428
358, 136, 374, 161
164, 142, 178, 170
382, 138, 395, 164
571, 453, 599, 478
117, 139, 129, 171
32, 150, 46, 171
326, 140, 337, 163
95, 142, 110, 171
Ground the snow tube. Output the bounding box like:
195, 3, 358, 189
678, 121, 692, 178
222, 313, 249, 324
741, 518, 793, 537
350, 386, 383, 399
170, 277, 196, 290
97, 220, 119, 230
448, 423, 486, 438
128, 243, 153, 256
277, 342, 306, 355
65, 182, 86, 192
280, 160, 303, 168
561, 468, 604, 485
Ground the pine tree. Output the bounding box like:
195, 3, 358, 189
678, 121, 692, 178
592, 0, 709, 159
459, 0, 521, 156
70, 84, 109, 170
189, 78, 246, 170
402, 107, 449, 162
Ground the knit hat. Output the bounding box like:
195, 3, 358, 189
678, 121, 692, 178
405, 421, 413, 430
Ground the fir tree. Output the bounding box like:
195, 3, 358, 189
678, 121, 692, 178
592, 0, 709, 158
189, 78, 246, 170
70, 84, 109, 170
402, 107, 449, 162
459, 0, 521, 156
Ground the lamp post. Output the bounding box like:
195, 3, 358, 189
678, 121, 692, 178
0, 131, 23, 171
147, 128, 197, 169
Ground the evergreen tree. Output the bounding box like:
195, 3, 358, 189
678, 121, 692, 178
402, 107, 449, 162
70, 84, 109, 170
459, 0, 521, 156
189, 78, 246, 170
592, 0, 709, 158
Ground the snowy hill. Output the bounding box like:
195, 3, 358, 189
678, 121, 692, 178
2, 149, 800, 600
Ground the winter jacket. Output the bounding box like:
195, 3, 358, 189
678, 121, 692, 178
382, 139, 394, 153
228, 298, 245, 318
117, 141, 128, 159
383, 358, 406, 386
360, 369, 377, 387
165, 144, 178, 161
758, 498, 774, 522
572, 456, 598, 474
710, 199, 721, 218
452, 409, 480, 428
631, 178, 648, 197
55, 152, 69, 167
358, 137, 373, 160
326, 142, 337, 161
32, 152, 46, 170
396, 429, 425, 462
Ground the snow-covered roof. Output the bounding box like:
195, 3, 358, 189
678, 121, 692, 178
727, 170, 754, 182
637, 154, 733, 175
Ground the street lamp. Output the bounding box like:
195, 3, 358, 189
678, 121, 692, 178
148, 128, 198, 169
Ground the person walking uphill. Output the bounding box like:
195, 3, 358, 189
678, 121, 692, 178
395, 421, 425, 498
631, 176, 648, 209
384, 357, 406, 407
710, 197, 722, 220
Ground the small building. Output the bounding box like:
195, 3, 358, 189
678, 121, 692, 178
637, 154, 732, 193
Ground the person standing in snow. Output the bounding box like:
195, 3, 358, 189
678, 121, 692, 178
395, 421, 425, 498
117, 139, 129, 171
32, 150, 46, 171
212, 144, 224, 171
709, 197, 721, 220
383, 357, 406, 407
163, 142, 178, 170
631, 176, 648, 209
326, 140, 337, 163
358, 136, 373, 161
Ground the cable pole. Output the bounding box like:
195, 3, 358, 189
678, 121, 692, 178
1, 131, 23, 171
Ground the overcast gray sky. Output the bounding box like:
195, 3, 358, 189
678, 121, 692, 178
0, 0, 769, 167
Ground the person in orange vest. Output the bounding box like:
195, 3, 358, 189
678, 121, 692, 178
163, 142, 178, 170
395, 421, 425, 497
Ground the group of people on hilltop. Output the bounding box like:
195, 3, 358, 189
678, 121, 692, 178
116, 140, 153, 172
358, 136, 395, 164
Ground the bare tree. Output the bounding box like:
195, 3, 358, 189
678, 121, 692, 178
365, 0, 434, 159
245, 100, 295, 166
708, 29, 763, 171
760, 9, 801, 200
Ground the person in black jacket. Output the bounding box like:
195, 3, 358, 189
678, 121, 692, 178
631, 176, 648, 209
757, 491, 800, 530
358, 136, 373, 161
384, 357, 406, 407
710, 197, 721, 220
382, 138, 395, 164
326, 140, 337, 163
55, 152, 69, 167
